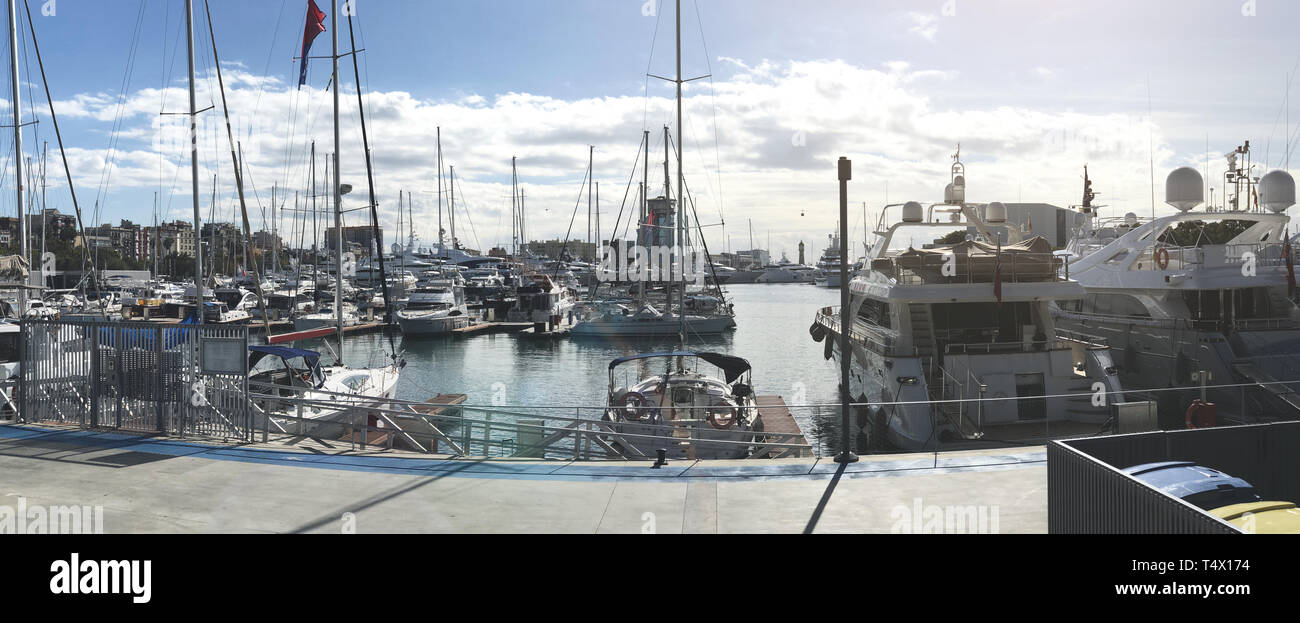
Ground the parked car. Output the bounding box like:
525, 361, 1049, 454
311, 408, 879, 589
1208, 502, 1300, 534
1122, 462, 1262, 511
1123, 461, 1300, 533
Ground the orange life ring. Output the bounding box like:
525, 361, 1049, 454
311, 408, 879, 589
1155, 248, 1170, 270
1185, 399, 1216, 429
707, 406, 738, 429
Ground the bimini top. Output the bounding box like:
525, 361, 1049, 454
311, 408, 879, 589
608, 351, 752, 384
249, 345, 322, 370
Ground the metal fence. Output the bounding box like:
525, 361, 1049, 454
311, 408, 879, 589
1048, 422, 1300, 533
247, 381, 814, 461
19, 320, 251, 441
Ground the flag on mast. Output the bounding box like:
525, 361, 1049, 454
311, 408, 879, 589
298, 0, 327, 89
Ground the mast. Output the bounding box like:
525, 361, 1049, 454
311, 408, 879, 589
449, 165, 456, 251
511, 156, 518, 257
8, 0, 24, 312
436, 127, 444, 255
676, 0, 686, 351
311, 142, 318, 292
588, 145, 593, 259
345, 9, 398, 360
642, 130, 649, 248
185, 0, 203, 322
331, 0, 344, 360
153, 193, 159, 279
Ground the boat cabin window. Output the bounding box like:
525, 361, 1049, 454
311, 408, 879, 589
931, 302, 1032, 345
856, 299, 892, 328
1080, 294, 1150, 318
1182, 288, 1274, 321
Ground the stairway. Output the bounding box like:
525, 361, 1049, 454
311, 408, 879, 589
909, 304, 935, 356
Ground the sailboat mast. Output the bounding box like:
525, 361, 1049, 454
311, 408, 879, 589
8, 0, 24, 312
436, 127, 443, 254
675, 0, 686, 349
449, 166, 456, 250
185, 0, 203, 322
331, 0, 343, 360
642, 130, 649, 248
588, 145, 593, 258
511, 156, 518, 256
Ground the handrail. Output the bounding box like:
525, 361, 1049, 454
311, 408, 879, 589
245, 381, 813, 460
815, 306, 902, 355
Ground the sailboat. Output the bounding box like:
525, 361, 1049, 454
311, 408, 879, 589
259, 0, 401, 432
599, 0, 761, 460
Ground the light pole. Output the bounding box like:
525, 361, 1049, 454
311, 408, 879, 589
836, 157, 859, 464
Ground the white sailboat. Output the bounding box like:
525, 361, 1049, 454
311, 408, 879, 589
261, 0, 402, 427
600, 0, 761, 460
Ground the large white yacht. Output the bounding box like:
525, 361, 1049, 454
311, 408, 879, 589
1053, 153, 1300, 424
814, 229, 845, 288
811, 154, 1123, 451
395, 275, 470, 336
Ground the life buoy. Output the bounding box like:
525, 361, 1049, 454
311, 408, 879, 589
617, 392, 649, 421
1185, 399, 1216, 429
1155, 247, 1170, 270
707, 406, 738, 429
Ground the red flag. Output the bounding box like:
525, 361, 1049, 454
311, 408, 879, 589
298, 0, 327, 89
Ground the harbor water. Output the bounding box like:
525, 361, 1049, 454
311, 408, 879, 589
333, 283, 845, 451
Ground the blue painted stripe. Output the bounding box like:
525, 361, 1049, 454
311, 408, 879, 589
0, 425, 1045, 483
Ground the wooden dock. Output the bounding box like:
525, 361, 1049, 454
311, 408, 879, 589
754, 395, 811, 458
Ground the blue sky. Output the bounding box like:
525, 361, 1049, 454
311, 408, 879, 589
7, 0, 1300, 259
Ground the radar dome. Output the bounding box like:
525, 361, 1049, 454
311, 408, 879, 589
1165, 167, 1204, 212
1124, 212, 1139, 226
901, 201, 924, 223
986, 202, 1007, 223
1260, 169, 1296, 213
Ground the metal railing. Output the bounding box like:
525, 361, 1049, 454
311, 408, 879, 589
814, 306, 903, 356
879, 252, 1064, 286
246, 381, 813, 461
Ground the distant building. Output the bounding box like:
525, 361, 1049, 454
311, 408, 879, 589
527, 239, 596, 262
325, 226, 381, 256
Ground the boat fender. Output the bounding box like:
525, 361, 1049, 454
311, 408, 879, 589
1155, 248, 1170, 270
1185, 399, 1216, 429
809, 323, 826, 342
708, 406, 738, 429
824, 337, 834, 361
616, 391, 649, 421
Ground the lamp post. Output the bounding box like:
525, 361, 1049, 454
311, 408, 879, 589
836, 157, 859, 464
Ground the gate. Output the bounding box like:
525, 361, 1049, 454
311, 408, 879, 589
20, 320, 251, 441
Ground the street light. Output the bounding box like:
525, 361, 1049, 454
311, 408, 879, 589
836, 157, 859, 464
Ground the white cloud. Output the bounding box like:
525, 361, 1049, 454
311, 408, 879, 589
905, 12, 939, 41
34, 58, 1184, 261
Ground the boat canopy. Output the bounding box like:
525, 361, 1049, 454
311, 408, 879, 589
249, 345, 322, 371
608, 351, 752, 384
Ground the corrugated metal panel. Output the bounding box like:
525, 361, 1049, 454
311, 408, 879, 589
1050, 439, 1242, 534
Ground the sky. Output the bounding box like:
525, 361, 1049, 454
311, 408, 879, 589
4, 0, 1300, 261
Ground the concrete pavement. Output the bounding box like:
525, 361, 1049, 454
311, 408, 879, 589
0, 425, 1046, 533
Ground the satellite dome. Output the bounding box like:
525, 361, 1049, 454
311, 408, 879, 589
1165, 167, 1204, 212
901, 201, 924, 223
1260, 169, 1296, 213
1124, 212, 1139, 226
986, 202, 1007, 223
